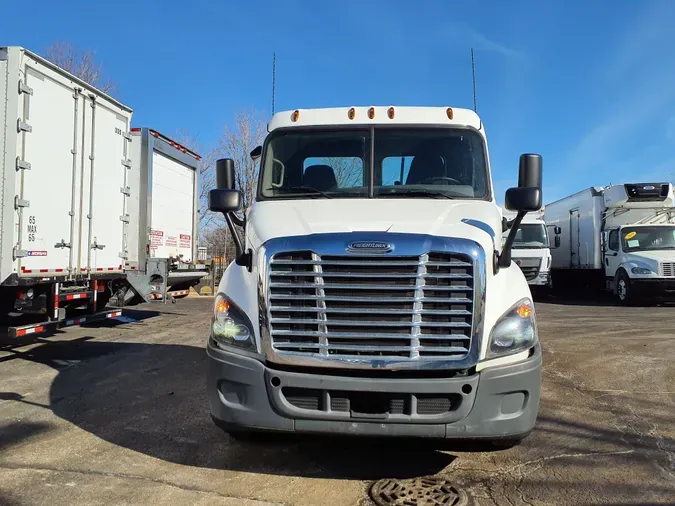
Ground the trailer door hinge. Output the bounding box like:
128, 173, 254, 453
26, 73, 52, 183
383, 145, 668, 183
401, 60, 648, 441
121, 158, 131, 169
119, 214, 130, 224
119, 251, 128, 259
120, 186, 131, 196
16, 158, 31, 171
14, 196, 30, 209
124, 132, 132, 141
91, 239, 106, 250
54, 239, 71, 249
18, 80, 33, 96
13, 247, 27, 259
17, 120, 32, 133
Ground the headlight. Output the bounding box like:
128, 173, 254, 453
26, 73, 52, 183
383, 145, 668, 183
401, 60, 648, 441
631, 267, 652, 275
488, 298, 537, 358
211, 294, 256, 352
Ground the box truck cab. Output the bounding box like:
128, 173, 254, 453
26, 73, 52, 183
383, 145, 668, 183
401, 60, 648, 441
206, 106, 543, 444
546, 183, 675, 304
501, 208, 551, 292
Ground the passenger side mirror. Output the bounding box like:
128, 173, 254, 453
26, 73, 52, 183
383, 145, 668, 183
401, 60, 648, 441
554, 236, 561, 248
216, 158, 237, 190
208, 189, 241, 214
250, 145, 262, 161
554, 226, 561, 235
505, 187, 542, 212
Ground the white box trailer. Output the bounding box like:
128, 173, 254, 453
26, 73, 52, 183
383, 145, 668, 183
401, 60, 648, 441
545, 182, 675, 303
0, 46, 133, 336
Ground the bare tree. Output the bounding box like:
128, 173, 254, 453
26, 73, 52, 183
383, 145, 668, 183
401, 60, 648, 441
219, 109, 267, 212
314, 157, 363, 188
45, 42, 117, 94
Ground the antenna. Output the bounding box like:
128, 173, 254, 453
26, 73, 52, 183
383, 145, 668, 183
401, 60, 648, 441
471, 48, 477, 113
271, 52, 276, 115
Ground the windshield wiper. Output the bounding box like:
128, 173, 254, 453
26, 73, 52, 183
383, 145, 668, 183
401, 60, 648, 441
270, 186, 333, 199
378, 190, 454, 200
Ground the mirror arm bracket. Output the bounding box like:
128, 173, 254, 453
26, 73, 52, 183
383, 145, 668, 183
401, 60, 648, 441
223, 212, 252, 272
498, 211, 526, 268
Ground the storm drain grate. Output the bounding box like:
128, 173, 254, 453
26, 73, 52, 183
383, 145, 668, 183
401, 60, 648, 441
369, 477, 469, 506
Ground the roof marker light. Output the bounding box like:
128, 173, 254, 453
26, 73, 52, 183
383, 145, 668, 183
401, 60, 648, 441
368, 107, 375, 119
348, 107, 355, 120
446, 108, 454, 120
387, 107, 395, 119
291, 110, 300, 122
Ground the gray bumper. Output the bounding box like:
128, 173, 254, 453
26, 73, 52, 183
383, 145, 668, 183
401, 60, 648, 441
528, 272, 550, 287
207, 342, 542, 439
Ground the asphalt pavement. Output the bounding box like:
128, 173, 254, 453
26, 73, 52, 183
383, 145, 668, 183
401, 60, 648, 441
0, 296, 673, 506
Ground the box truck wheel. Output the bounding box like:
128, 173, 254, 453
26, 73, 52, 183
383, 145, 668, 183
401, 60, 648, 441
616, 271, 633, 305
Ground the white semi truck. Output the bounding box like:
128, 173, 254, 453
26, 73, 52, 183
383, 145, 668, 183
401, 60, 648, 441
501, 208, 551, 292
0, 46, 202, 338
545, 182, 675, 304
205, 105, 544, 444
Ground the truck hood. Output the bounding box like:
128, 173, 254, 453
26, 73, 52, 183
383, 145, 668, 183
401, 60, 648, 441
626, 250, 675, 263
247, 199, 502, 254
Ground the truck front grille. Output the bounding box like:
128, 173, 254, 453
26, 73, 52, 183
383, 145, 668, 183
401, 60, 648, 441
660, 262, 675, 277
266, 251, 474, 361
514, 258, 541, 281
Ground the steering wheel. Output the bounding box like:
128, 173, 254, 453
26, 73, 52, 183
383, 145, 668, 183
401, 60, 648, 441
421, 176, 461, 185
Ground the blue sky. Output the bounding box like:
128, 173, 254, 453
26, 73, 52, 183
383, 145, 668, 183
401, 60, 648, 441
2, 0, 674, 204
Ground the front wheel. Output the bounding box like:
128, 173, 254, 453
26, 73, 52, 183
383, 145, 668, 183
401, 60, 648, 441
616, 271, 633, 305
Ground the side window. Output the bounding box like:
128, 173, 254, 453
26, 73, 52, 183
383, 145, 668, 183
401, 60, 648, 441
381, 156, 413, 186
608, 230, 619, 251
303, 157, 364, 189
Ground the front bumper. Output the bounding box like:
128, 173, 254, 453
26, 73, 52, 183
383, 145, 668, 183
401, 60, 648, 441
630, 278, 675, 298
528, 272, 550, 287
207, 342, 542, 439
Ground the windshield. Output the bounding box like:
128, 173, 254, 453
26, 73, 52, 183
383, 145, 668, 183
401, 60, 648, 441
258, 127, 489, 200
503, 223, 548, 248
621, 226, 675, 252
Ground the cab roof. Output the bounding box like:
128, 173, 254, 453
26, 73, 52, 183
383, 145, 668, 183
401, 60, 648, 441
267, 106, 482, 132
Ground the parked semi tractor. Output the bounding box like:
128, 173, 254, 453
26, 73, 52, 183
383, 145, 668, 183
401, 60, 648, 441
545, 182, 675, 304
206, 106, 544, 444
0, 46, 202, 339
501, 208, 551, 293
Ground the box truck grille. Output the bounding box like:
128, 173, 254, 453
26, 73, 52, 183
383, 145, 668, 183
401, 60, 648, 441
660, 262, 675, 277
514, 258, 540, 281
267, 251, 474, 361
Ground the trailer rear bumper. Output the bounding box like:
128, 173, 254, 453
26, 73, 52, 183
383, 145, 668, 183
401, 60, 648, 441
3, 309, 122, 339
207, 342, 541, 441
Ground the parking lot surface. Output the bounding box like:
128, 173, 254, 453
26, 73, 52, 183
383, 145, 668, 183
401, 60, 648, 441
1, 296, 674, 506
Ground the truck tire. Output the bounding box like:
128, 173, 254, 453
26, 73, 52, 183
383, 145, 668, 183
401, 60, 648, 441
616, 271, 633, 305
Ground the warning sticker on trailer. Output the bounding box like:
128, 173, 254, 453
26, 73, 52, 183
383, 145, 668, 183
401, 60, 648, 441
150, 230, 163, 250
165, 236, 178, 247
179, 234, 191, 248
27, 250, 48, 256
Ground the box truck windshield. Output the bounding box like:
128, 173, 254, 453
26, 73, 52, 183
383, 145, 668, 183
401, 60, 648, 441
512, 224, 548, 249
259, 127, 489, 200
620, 226, 675, 252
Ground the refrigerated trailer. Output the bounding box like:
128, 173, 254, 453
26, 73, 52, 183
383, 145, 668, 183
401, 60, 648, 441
545, 182, 675, 303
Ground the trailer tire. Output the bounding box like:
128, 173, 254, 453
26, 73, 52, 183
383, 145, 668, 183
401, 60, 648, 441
616, 270, 633, 305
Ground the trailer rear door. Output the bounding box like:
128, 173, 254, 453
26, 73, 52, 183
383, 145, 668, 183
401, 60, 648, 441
150, 150, 196, 262
16, 50, 132, 277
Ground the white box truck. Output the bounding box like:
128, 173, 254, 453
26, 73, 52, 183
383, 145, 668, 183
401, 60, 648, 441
205, 106, 544, 444
545, 182, 675, 304
501, 207, 551, 292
